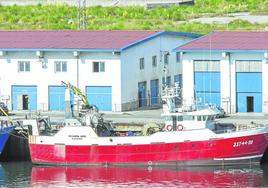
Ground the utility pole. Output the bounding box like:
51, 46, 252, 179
77, 0, 87, 30
77, 0, 81, 30
82, 0, 86, 29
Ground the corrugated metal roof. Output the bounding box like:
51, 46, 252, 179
0, 30, 161, 51
176, 31, 268, 52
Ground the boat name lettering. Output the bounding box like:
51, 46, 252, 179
68, 135, 86, 140
233, 140, 253, 147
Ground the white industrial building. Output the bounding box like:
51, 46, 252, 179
0, 30, 200, 112
175, 31, 268, 113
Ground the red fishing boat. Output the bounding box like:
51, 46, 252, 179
24, 84, 268, 166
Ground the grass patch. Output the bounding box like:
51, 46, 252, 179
0, 0, 267, 33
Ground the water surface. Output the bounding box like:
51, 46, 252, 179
0, 162, 267, 187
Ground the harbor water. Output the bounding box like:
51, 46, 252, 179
0, 162, 267, 187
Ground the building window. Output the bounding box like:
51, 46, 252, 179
176, 52, 181, 63
152, 55, 157, 67
139, 58, 145, 70
236, 60, 262, 72
194, 60, 220, 72
18, 61, 30, 72
55, 61, 67, 72
164, 54, 169, 65
93, 62, 105, 72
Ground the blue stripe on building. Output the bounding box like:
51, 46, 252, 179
236, 73, 262, 112
194, 72, 221, 106
86, 86, 112, 111
138, 82, 147, 107
150, 79, 159, 105
12, 86, 37, 110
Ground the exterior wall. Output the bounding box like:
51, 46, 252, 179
236, 72, 262, 112
229, 53, 264, 113
86, 86, 113, 111
181, 51, 268, 113
78, 52, 121, 111
182, 58, 194, 106
194, 72, 221, 106
0, 51, 121, 111
0, 51, 74, 111
182, 53, 222, 107
12, 85, 38, 110
120, 35, 190, 111
193, 60, 221, 106
48, 86, 66, 111
0, 33, 197, 112
263, 58, 268, 112
220, 55, 231, 113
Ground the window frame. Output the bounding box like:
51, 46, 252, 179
152, 55, 157, 68
164, 54, 169, 65
54, 61, 67, 73
18, 61, 30, 72
139, 58, 145, 70
93, 61, 105, 73
176, 52, 181, 63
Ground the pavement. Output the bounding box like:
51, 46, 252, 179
105, 110, 268, 125
217, 113, 268, 124
3, 109, 268, 125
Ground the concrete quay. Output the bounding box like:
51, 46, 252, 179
4, 109, 268, 125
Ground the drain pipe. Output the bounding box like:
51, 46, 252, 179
74, 51, 80, 116
228, 52, 232, 114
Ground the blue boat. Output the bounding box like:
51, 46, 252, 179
0, 125, 14, 154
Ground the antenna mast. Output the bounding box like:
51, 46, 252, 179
77, 0, 87, 30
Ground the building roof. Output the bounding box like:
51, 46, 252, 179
0, 30, 200, 52
175, 31, 268, 52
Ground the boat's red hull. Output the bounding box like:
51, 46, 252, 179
29, 133, 268, 166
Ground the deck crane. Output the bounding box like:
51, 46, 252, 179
61, 81, 112, 134
61, 81, 91, 110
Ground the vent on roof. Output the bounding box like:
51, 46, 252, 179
73, 51, 79, 57
36, 51, 43, 58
